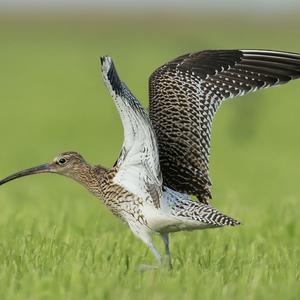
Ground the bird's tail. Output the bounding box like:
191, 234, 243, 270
162, 187, 240, 228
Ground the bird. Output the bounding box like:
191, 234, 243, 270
1, 49, 300, 269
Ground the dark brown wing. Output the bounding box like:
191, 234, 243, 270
149, 50, 300, 204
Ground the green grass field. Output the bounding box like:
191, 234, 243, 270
0, 14, 300, 300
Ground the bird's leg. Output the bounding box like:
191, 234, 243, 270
147, 242, 162, 265
128, 224, 162, 271
161, 232, 172, 269
138, 241, 162, 272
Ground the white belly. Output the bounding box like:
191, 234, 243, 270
141, 203, 209, 233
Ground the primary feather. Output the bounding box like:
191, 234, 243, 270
149, 49, 300, 203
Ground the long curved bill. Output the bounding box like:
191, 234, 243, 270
0, 164, 52, 186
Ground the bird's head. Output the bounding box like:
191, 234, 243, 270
0, 151, 88, 186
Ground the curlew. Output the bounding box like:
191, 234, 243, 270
1, 50, 300, 268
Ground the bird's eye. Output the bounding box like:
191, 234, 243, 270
58, 158, 66, 165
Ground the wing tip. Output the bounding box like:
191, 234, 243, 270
239, 49, 300, 80
240, 49, 300, 57
100, 55, 123, 96
100, 55, 112, 75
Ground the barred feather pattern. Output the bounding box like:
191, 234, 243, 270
162, 188, 240, 228
149, 50, 300, 203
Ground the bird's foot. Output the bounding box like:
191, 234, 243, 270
138, 264, 160, 273
138, 257, 172, 273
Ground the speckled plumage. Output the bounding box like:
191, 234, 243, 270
1, 49, 300, 268
149, 50, 300, 203
99, 50, 300, 265
99, 55, 241, 265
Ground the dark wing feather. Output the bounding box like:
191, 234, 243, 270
149, 49, 300, 204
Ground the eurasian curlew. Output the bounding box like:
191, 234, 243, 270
1, 50, 300, 268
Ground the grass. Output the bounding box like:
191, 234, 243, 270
0, 13, 300, 300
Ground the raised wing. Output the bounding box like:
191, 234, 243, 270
149, 49, 300, 203
101, 56, 162, 208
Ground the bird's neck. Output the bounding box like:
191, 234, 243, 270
71, 164, 109, 198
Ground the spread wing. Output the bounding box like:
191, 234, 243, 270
149, 49, 300, 204
101, 56, 162, 208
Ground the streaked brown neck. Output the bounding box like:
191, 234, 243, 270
69, 163, 109, 198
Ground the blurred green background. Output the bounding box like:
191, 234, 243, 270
0, 3, 300, 300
